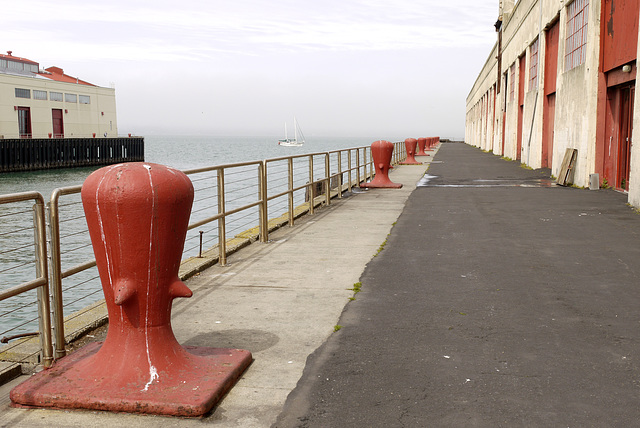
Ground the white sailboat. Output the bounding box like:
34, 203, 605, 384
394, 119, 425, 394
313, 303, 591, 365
278, 117, 305, 147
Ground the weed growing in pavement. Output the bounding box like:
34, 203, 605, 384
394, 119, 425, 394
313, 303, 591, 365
334, 325, 342, 332
375, 235, 390, 256
501, 156, 513, 162
520, 163, 533, 170
349, 282, 362, 293
346, 282, 362, 302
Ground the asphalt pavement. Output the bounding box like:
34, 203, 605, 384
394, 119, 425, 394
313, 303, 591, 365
275, 142, 640, 427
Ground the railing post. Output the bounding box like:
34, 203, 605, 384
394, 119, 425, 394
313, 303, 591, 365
363, 148, 368, 183
337, 151, 343, 199
348, 149, 353, 192
259, 162, 268, 242
356, 149, 361, 187
308, 155, 315, 215
48, 191, 66, 359
217, 168, 227, 266
324, 153, 330, 206
33, 197, 53, 368
288, 158, 294, 226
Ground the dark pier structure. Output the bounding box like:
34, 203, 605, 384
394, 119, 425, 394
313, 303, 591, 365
0, 137, 144, 172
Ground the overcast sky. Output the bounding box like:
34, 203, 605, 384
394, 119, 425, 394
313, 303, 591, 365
6, 0, 497, 139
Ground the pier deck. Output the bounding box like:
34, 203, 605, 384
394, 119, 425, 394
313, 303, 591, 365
4, 142, 640, 427
0, 144, 431, 427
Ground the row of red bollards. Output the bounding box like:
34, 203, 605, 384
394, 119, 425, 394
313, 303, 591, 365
10, 136, 439, 417
362, 137, 440, 188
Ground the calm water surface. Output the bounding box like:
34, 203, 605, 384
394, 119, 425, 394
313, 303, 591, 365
0, 135, 387, 338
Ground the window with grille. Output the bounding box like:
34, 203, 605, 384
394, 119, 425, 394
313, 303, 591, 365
65, 93, 77, 103
529, 39, 539, 90
33, 90, 47, 100
565, 0, 589, 71
79, 95, 90, 104
15, 88, 30, 98
50, 92, 63, 101
509, 63, 516, 102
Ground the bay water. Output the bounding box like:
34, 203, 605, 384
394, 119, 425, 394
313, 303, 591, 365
0, 135, 386, 338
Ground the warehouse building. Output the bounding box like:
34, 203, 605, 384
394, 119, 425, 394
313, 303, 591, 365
466, 0, 640, 206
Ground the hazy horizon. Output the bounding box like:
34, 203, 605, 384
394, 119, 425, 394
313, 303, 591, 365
6, 1, 498, 139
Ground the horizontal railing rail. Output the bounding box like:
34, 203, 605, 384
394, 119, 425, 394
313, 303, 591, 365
0, 141, 408, 368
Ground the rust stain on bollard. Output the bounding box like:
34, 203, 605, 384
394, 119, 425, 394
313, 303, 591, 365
10, 162, 252, 417
361, 140, 402, 188
399, 138, 422, 165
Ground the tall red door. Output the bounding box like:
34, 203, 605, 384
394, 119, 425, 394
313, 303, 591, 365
17, 107, 31, 138
542, 20, 560, 168
617, 86, 634, 190
517, 55, 526, 160
52, 109, 64, 138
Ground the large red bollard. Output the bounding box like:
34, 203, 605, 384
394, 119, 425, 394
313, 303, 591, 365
361, 140, 402, 188
426, 137, 434, 151
400, 138, 422, 165
416, 137, 429, 156
11, 163, 252, 417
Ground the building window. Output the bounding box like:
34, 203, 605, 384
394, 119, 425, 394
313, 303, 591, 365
33, 90, 47, 100
529, 38, 539, 90
15, 88, 30, 99
565, 0, 589, 71
50, 92, 63, 101
8, 61, 23, 71
79, 95, 91, 104
509, 63, 516, 102
65, 93, 77, 103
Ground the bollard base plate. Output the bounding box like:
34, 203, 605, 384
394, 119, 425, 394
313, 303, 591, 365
361, 181, 403, 189
10, 342, 252, 417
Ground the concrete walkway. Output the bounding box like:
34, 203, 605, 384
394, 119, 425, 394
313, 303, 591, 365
0, 147, 435, 427
275, 142, 640, 427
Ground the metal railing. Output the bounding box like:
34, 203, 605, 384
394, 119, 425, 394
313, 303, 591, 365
0, 142, 406, 366
0, 192, 53, 367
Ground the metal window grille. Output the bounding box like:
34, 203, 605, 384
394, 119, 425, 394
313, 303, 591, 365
565, 0, 589, 71
65, 93, 77, 103
15, 88, 30, 99
509, 64, 516, 102
529, 39, 539, 91
33, 90, 47, 100
50, 92, 63, 102
79, 95, 90, 104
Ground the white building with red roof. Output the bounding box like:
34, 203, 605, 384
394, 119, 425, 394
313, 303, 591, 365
0, 51, 117, 139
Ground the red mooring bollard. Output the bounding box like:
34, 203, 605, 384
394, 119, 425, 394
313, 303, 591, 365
361, 140, 403, 188
11, 162, 252, 417
416, 137, 428, 156
400, 138, 422, 165
426, 137, 434, 151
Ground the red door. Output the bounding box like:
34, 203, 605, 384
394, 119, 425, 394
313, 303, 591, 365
542, 94, 556, 168
542, 20, 560, 168
17, 107, 32, 138
617, 85, 634, 190
52, 109, 64, 138
517, 55, 526, 160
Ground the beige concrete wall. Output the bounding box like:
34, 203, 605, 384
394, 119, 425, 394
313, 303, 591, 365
627, 6, 640, 207
0, 74, 117, 138
552, 0, 601, 186
467, 0, 604, 189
